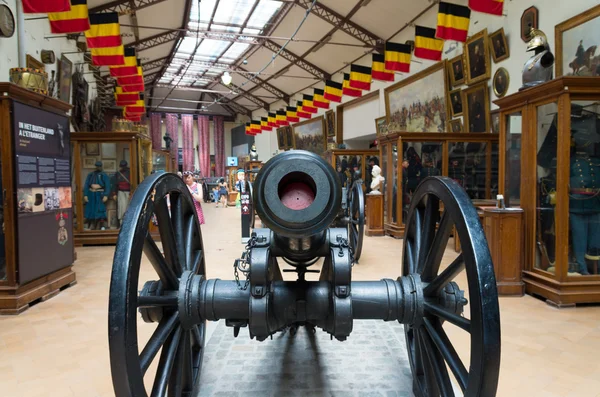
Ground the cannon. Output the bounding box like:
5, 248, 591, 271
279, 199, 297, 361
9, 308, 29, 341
108, 150, 501, 396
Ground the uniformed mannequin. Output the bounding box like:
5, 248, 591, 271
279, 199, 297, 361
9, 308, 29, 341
111, 160, 131, 227
521, 27, 555, 90
569, 120, 600, 275
84, 161, 111, 230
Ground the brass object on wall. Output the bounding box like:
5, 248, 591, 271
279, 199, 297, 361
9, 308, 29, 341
9, 68, 49, 96
41, 50, 57, 65
112, 118, 134, 132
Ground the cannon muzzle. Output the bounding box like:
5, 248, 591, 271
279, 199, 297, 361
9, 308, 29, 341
253, 150, 341, 239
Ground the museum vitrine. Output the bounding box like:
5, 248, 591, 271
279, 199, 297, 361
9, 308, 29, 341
0, 84, 76, 314
152, 149, 173, 173
379, 132, 499, 238
328, 149, 380, 191
71, 130, 152, 246
495, 77, 600, 305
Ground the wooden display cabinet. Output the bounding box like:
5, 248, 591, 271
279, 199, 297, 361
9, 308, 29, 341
71, 131, 152, 246
0, 84, 76, 314
495, 77, 600, 306
245, 160, 263, 183
328, 150, 380, 190
152, 149, 173, 173
379, 132, 499, 238
226, 166, 239, 205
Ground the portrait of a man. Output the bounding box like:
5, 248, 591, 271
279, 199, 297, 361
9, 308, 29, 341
493, 67, 509, 98
469, 41, 486, 78
465, 30, 491, 85
449, 89, 463, 117
489, 28, 510, 63
464, 83, 490, 133
451, 57, 464, 85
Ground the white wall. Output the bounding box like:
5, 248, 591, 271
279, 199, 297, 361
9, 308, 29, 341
0, 1, 97, 108
251, 0, 600, 160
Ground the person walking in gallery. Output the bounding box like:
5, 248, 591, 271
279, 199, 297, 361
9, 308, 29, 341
183, 171, 205, 225
216, 178, 228, 208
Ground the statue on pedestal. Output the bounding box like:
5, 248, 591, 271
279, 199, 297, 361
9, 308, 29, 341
164, 132, 173, 150
369, 165, 385, 195
249, 144, 259, 161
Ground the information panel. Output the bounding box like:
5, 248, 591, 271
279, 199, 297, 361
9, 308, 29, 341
13, 101, 74, 284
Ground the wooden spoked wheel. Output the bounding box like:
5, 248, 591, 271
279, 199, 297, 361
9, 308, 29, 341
348, 180, 365, 263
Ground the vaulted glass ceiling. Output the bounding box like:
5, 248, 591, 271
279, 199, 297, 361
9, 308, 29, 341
158, 0, 283, 87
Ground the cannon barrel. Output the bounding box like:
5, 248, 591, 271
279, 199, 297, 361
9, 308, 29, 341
252, 151, 341, 260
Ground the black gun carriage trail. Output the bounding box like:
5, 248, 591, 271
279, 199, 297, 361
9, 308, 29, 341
108, 150, 501, 397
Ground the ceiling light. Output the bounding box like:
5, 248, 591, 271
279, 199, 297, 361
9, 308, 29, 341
221, 71, 233, 86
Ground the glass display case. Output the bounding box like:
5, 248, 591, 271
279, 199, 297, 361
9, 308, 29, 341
152, 149, 173, 173
496, 77, 600, 306
328, 149, 380, 191
71, 130, 152, 246
379, 132, 499, 238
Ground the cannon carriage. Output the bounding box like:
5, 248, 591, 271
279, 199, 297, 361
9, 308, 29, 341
108, 150, 501, 397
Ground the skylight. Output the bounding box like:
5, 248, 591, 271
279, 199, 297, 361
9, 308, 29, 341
162, 0, 283, 89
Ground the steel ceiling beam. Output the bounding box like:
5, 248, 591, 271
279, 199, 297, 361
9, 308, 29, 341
142, 57, 169, 72
227, 83, 269, 111
207, 93, 253, 117
263, 40, 330, 80
89, 0, 167, 14
126, 29, 180, 52
236, 67, 289, 102
295, 0, 383, 51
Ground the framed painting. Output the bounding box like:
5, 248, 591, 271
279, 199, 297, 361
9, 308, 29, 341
462, 81, 490, 133
26, 55, 45, 71
292, 116, 326, 156
283, 126, 294, 149
325, 109, 336, 137
490, 109, 500, 134
493, 67, 509, 98
375, 116, 387, 137
489, 28, 510, 63
276, 126, 287, 150
83, 157, 97, 168
464, 29, 491, 85
448, 88, 463, 118
86, 142, 99, 156
448, 54, 465, 86
521, 6, 539, 42
555, 4, 600, 77
101, 142, 117, 159
384, 61, 449, 132
448, 119, 463, 133
103, 160, 117, 173
58, 55, 73, 104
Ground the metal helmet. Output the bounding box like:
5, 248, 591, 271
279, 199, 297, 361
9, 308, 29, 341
526, 27, 548, 52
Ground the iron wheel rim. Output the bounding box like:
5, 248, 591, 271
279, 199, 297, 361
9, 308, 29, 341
109, 172, 207, 397
402, 176, 500, 397
348, 181, 365, 262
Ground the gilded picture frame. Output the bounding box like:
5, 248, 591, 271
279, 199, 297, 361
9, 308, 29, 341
492, 67, 509, 98
448, 54, 465, 86
375, 116, 387, 137
464, 29, 491, 86
325, 109, 336, 137
448, 88, 463, 118
555, 4, 600, 77
384, 61, 449, 132
489, 28, 510, 63
462, 81, 490, 133
292, 116, 326, 156
448, 119, 463, 133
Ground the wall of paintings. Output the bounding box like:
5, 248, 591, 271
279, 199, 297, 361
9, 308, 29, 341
249, 0, 600, 161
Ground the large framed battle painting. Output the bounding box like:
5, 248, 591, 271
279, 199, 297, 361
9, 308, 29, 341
555, 4, 600, 77
384, 61, 449, 133
292, 116, 327, 156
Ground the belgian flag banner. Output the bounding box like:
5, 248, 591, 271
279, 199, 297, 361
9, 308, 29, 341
296, 102, 311, 119
48, 0, 90, 34
415, 26, 444, 61
114, 87, 139, 106
251, 120, 261, 134
324, 80, 343, 102
267, 112, 277, 127
261, 117, 271, 131
110, 48, 139, 77
286, 107, 300, 123
469, 0, 503, 16
342, 73, 361, 97
313, 88, 330, 109
384, 41, 411, 73
116, 67, 143, 86
91, 45, 125, 66
372, 53, 394, 82
85, 12, 122, 48
349, 64, 372, 91
22, 0, 71, 13
245, 122, 256, 136
302, 95, 318, 113
436, 1, 471, 42
124, 100, 145, 115
276, 110, 289, 126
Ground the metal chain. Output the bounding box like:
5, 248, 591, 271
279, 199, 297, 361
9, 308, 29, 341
336, 236, 354, 266
233, 235, 257, 290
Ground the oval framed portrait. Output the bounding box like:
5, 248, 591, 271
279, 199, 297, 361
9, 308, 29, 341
493, 67, 510, 98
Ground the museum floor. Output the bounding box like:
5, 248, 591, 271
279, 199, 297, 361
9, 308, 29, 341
1, 203, 600, 397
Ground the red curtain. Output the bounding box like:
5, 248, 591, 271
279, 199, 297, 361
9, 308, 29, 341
198, 116, 210, 177
213, 116, 225, 177
150, 113, 162, 150
182, 114, 194, 172
166, 113, 179, 166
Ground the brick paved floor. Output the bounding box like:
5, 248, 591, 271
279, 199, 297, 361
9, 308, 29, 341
198, 320, 415, 397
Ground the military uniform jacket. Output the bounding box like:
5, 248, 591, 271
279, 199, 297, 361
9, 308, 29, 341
570, 155, 600, 213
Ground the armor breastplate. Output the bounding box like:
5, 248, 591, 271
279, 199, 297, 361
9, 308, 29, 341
522, 50, 553, 88
250, 151, 258, 161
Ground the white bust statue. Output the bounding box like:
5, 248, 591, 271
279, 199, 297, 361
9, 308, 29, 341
370, 165, 385, 194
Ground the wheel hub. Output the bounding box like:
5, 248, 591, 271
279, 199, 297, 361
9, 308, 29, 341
139, 280, 164, 323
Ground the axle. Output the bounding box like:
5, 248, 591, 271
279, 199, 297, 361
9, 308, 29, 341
141, 272, 467, 341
